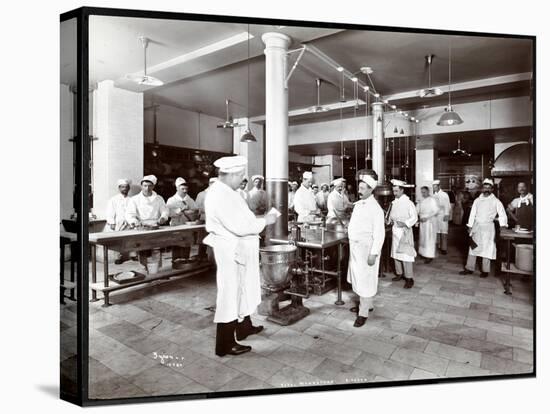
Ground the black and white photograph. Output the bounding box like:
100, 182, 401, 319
57, 4, 538, 407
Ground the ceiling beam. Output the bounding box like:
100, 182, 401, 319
381, 72, 532, 102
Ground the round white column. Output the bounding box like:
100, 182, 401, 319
371, 101, 386, 184
262, 32, 291, 238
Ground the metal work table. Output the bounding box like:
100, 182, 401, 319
270, 231, 349, 305
88, 224, 212, 306
499, 227, 534, 295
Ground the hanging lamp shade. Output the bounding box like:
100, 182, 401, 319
437, 105, 464, 126
240, 128, 257, 143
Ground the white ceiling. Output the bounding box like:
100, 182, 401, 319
78, 15, 533, 123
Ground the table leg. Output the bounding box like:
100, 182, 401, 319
69, 242, 76, 301
504, 239, 512, 295
102, 246, 111, 306
60, 239, 66, 305
334, 242, 344, 305
90, 244, 98, 302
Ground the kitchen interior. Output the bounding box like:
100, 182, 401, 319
60, 14, 534, 399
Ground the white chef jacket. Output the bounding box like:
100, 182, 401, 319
508, 193, 533, 209
166, 193, 197, 226
247, 187, 268, 215
417, 196, 440, 259
316, 191, 329, 210
433, 190, 451, 234
347, 195, 386, 298
203, 181, 267, 323
467, 193, 508, 260
293, 185, 318, 222
327, 190, 349, 219
389, 194, 418, 262
105, 193, 131, 231
237, 188, 249, 201
195, 188, 209, 220
125, 191, 169, 226
288, 191, 295, 209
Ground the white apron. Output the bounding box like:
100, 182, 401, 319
417, 197, 439, 258
203, 234, 261, 323
391, 226, 416, 262
433, 191, 451, 234
469, 222, 497, 260
347, 239, 379, 297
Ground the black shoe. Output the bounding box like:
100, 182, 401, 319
424, 258, 433, 264
440, 250, 448, 255
224, 344, 252, 356
353, 316, 367, 327
215, 320, 240, 357
480, 272, 489, 278
459, 269, 473, 275
392, 275, 404, 282
350, 306, 374, 314
236, 316, 264, 341
404, 278, 414, 289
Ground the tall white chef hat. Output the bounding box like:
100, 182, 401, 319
432, 179, 441, 185
483, 178, 494, 186
209, 177, 218, 184
251, 174, 264, 182
302, 171, 313, 179
214, 155, 247, 173
359, 174, 377, 189
175, 177, 187, 187
141, 175, 157, 185
117, 178, 131, 187
331, 177, 344, 186
391, 179, 407, 187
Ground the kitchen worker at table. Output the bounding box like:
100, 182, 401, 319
105, 178, 133, 264
388, 179, 418, 289
247, 175, 268, 215
196, 177, 217, 221
125, 175, 169, 269
460, 178, 508, 278
347, 174, 385, 327
327, 178, 351, 220
417, 186, 440, 264
432, 179, 451, 255
316, 183, 329, 213
506, 182, 534, 230
167, 177, 198, 264
293, 171, 320, 222
237, 176, 249, 201
203, 155, 279, 357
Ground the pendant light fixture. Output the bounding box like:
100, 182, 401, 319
437, 42, 464, 126
418, 54, 443, 98
309, 78, 329, 113
126, 37, 164, 86
241, 24, 257, 143
217, 99, 241, 129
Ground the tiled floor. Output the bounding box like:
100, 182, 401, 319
61, 227, 534, 399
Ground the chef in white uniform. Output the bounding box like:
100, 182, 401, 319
196, 177, 217, 221
417, 186, 440, 263
105, 178, 132, 264
388, 179, 418, 289
460, 178, 507, 278
247, 175, 268, 215
125, 175, 169, 227
203, 156, 278, 357
167, 177, 198, 264
327, 178, 351, 220
293, 171, 320, 222
316, 183, 329, 212
347, 174, 385, 327
432, 179, 451, 255
237, 176, 249, 200
125, 175, 169, 270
